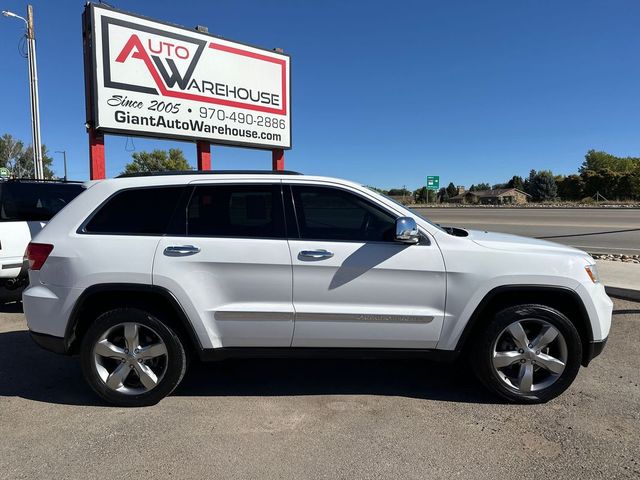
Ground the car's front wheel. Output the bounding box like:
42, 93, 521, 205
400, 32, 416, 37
472, 304, 583, 403
80, 308, 187, 407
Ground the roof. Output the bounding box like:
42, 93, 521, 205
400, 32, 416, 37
117, 170, 302, 178
98, 171, 365, 193
472, 188, 530, 198
450, 188, 530, 200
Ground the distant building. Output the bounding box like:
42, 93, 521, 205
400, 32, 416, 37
449, 188, 530, 205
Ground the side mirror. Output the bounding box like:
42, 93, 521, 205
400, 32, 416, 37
395, 217, 419, 244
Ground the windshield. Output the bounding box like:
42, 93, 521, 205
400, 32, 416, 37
0, 182, 85, 222
362, 186, 446, 233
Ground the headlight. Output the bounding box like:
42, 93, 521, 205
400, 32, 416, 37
585, 264, 600, 283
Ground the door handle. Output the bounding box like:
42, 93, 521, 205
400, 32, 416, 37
299, 249, 334, 260
164, 245, 201, 257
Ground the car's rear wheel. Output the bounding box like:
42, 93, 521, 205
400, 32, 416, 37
472, 304, 582, 403
80, 308, 187, 407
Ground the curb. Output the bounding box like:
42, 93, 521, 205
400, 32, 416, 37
605, 286, 640, 303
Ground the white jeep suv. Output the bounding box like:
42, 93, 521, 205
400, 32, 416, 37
23, 171, 612, 406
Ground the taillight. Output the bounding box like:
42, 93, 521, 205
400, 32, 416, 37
26, 243, 54, 270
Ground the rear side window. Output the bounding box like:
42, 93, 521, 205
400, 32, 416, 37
0, 182, 84, 222
187, 184, 285, 238
84, 187, 183, 235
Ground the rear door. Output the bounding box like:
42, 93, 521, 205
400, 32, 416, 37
153, 181, 294, 349
286, 183, 446, 349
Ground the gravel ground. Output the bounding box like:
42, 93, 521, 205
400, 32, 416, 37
592, 253, 640, 264
0, 299, 638, 480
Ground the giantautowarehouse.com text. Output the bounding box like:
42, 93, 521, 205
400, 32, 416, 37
113, 110, 282, 142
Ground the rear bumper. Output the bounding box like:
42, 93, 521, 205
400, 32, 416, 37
29, 330, 68, 355
22, 282, 82, 338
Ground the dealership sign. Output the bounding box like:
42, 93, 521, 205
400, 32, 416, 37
85, 4, 291, 149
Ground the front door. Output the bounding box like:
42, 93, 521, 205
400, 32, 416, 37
153, 182, 294, 348
287, 184, 446, 348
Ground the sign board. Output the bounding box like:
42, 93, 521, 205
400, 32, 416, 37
426, 176, 439, 190
85, 4, 291, 149
0, 167, 9, 178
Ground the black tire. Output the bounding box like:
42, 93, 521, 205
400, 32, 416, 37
80, 308, 187, 407
471, 304, 582, 404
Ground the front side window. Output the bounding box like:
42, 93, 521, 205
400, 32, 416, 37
187, 184, 285, 238
84, 186, 184, 235
1, 182, 85, 222
291, 185, 396, 242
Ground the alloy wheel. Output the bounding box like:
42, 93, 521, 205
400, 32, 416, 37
92, 322, 168, 395
491, 318, 568, 393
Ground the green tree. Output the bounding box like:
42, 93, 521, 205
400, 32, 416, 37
437, 187, 449, 203
413, 186, 428, 203
366, 186, 388, 195
445, 182, 458, 198
581, 170, 603, 198
556, 174, 584, 200
581, 169, 621, 199
507, 175, 525, 191
524, 169, 538, 195
0, 133, 54, 178
388, 187, 411, 196
599, 170, 620, 199
528, 170, 558, 201
16, 145, 55, 179
413, 187, 437, 203
470, 182, 491, 191
615, 173, 640, 200
122, 148, 192, 175
581, 150, 639, 174
0, 134, 24, 169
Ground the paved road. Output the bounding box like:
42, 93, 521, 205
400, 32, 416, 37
411, 207, 640, 255
1, 301, 638, 480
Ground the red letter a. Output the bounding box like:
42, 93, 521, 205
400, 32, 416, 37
115, 34, 147, 63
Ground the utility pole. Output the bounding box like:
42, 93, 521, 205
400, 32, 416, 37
55, 150, 68, 181
26, 5, 44, 179
2, 5, 44, 179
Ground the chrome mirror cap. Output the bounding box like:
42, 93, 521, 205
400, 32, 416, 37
395, 217, 419, 244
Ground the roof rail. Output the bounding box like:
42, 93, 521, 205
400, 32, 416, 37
0, 177, 84, 184
116, 170, 303, 178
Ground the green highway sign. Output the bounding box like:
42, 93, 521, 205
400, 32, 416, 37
426, 175, 440, 190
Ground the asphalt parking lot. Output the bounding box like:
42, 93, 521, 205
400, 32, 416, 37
1, 300, 638, 480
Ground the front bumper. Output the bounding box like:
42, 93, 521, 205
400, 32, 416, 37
574, 281, 613, 342
582, 337, 608, 367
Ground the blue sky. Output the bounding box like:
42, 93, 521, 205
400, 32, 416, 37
0, 0, 639, 189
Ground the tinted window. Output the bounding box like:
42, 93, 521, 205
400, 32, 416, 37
84, 187, 183, 235
0, 182, 84, 222
292, 185, 396, 242
187, 184, 285, 238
